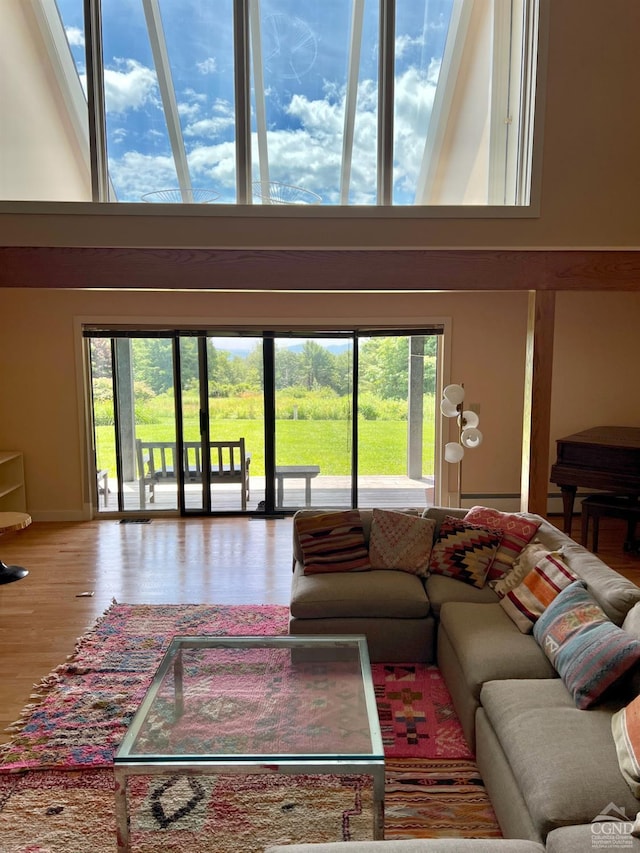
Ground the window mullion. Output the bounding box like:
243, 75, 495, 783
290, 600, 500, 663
249, 0, 270, 196
377, 0, 395, 205
234, 0, 252, 204
142, 0, 193, 200
83, 0, 109, 201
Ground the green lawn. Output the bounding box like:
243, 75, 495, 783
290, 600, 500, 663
95, 418, 435, 478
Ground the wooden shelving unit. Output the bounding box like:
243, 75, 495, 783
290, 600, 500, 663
0, 451, 26, 513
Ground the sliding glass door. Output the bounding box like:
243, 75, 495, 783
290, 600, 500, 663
204, 336, 265, 513
88, 328, 440, 515
357, 335, 437, 508
273, 335, 354, 510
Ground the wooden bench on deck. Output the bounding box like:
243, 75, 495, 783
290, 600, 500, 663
136, 439, 251, 510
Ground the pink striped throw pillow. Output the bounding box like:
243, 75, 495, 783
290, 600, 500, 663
296, 510, 371, 575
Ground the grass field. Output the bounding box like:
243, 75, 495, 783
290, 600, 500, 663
95, 418, 436, 478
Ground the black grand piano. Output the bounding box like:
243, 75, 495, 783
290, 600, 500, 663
550, 425, 640, 533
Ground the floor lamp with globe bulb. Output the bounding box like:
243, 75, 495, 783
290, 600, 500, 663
441, 383, 483, 507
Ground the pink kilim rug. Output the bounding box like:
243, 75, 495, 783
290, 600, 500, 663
0, 602, 470, 772
0, 602, 499, 850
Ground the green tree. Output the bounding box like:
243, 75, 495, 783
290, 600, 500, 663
359, 335, 438, 399
90, 338, 112, 379
132, 338, 175, 394
208, 345, 251, 394
359, 337, 409, 399
300, 340, 335, 390
275, 347, 301, 389
243, 342, 264, 390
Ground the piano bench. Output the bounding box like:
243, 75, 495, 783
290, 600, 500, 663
581, 494, 640, 553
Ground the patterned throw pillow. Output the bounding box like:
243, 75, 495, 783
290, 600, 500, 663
295, 510, 370, 575
464, 506, 542, 582
368, 509, 436, 576
428, 516, 502, 589
612, 693, 640, 797
500, 551, 577, 633
534, 581, 640, 709
491, 540, 558, 597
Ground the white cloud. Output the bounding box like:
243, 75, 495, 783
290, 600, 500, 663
106, 61, 438, 204
103, 59, 159, 115
197, 57, 217, 75
107, 150, 177, 201
184, 117, 235, 137
178, 101, 202, 121
396, 33, 423, 59
183, 88, 207, 104
184, 99, 235, 138
65, 26, 85, 48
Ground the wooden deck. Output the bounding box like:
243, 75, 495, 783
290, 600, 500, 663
101, 474, 436, 514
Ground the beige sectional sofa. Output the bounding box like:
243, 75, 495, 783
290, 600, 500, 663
288, 506, 640, 851
265, 826, 637, 851
266, 840, 545, 852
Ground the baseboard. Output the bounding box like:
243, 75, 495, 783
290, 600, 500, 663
28, 509, 89, 522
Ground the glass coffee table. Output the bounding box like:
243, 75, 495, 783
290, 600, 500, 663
114, 635, 384, 851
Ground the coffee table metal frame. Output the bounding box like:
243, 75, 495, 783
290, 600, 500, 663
113, 634, 384, 852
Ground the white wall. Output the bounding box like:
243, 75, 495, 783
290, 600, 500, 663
0, 1, 91, 201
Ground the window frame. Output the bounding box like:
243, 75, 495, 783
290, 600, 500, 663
0, 0, 548, 216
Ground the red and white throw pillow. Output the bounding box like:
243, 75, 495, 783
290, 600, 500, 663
464, 506, 542, 582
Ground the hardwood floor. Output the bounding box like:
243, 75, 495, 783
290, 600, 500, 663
1, 512, 639, 744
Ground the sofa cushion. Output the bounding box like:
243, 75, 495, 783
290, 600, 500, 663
425, 573, 499, 617
612, 693, 640, 797
499, 550, 577, 633
266, 841, 546, 852
368, 509, 435, 576
295, 510, 371, 574
438, 602, 556, 700
290, 562, 430, 620
534, 580, 640, 709
465, 506, 542, 581
423, 506, 467, 537
479, 678, 640, 834
429, 516, 502, 589
530, 515, 640, 624
546, 824, 640, 853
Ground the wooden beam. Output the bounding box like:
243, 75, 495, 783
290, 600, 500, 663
521, 290, 555, 514
0, 247, 639, 292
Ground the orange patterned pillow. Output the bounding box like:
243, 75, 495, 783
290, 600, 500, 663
500, 551, 577, 633
369, 509, 436, 576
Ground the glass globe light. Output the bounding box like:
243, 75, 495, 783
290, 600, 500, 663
444, 442, 465, 463
441, 398, 459, 418
461, 427, 483, 449
443, 384, 465, 405
459, 410, 480, 429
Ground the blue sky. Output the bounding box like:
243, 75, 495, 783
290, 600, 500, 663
58, 0, 452, 204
